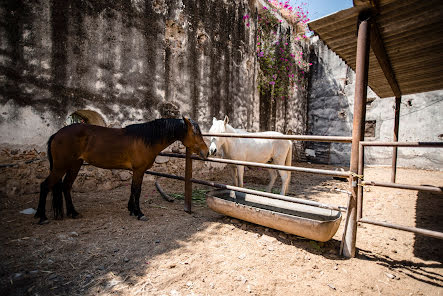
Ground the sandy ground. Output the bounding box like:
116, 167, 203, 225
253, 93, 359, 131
1, 164, 442, 296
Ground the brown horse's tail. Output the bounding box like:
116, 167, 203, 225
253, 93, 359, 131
47, 133, 64, 219
47, 133, 56, 171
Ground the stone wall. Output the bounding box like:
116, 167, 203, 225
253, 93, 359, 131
0, 0, 312, 196
0, 0, 309, 150
307, 37, 443, 170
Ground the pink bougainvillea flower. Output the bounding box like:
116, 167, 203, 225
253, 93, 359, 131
269, 81, 275, 85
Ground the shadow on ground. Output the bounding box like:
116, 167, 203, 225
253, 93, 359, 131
414, 190, 443, 263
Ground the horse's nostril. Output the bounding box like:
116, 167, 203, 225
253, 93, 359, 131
214, 148, 217, 155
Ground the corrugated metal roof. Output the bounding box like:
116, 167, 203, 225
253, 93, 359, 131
308, 0, 443, 98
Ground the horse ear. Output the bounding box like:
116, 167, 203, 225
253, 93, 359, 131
213, 117, 217, 124
223, 115, 229, 125
182, 116, 193, 130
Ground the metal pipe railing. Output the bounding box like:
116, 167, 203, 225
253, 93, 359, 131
357, 140, 443, 220
203, 133, 352, 143
361, 180, 443, 193
145, 170, 347, 212
159, 152, 351, 178
360, 141, 443, 147
359, 218, 443, 239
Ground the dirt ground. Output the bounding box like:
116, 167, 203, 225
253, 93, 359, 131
1, 163, 442, 296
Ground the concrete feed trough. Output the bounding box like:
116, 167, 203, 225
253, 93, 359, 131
206, 189, 342, 242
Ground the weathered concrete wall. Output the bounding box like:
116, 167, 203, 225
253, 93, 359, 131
0, 0, 256, 147
364, 91, 443, 169
0, 0, 311, 197
0, 0, 309, 154
307, 37, 443, 170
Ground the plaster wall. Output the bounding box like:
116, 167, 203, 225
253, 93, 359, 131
0, 0, 309, 160
307, 37, 443, 170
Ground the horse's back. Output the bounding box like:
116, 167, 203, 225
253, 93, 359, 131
242, 131, 292, 149
53, 124, 123, 147
50, 124, 133, 169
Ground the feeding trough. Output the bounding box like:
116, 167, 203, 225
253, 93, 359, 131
206, 189, 342, 242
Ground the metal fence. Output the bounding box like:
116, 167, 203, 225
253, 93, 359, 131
357, 141, 443, 239
145, 132, 443, 256
145, 133, 353, 214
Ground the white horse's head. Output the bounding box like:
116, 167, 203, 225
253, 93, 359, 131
208, 116, 229, 156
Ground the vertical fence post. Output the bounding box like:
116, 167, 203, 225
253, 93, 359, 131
357, 143, 364, 220
342, 15, 371, 258
184, 147, 192, 213
391, 96, 401, 183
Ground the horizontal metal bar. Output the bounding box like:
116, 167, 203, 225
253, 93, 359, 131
362, 180, 443, 193
360, 141, 443, 147
203, 133, 352, 143
359, 218, 443, 239
159, 152, 352, 178
145, 170, 347, 212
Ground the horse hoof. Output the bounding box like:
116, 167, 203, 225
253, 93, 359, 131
38, 219, 49, 225
71, 213, 82, 219
138, 215, 148, 221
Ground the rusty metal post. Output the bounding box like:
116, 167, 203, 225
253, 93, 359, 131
342, 16, 371, 258
184, 147, 192, 213
357, 143, 364, 220
391, 96, 401, 183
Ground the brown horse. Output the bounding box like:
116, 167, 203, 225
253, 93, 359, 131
35, 117, 209, 224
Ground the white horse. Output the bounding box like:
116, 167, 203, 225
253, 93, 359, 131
208, 116, 292, 195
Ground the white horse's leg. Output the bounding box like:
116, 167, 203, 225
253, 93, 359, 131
237, 165, 245, 187
266, 169, 278, 192
232, 165, 238, 187
279, 144, 292, 195
278, 170, 291, 195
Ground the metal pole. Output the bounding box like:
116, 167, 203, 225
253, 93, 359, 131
361, 141, 443, 147
145, 170, 347, 212
203, 133, 352, 142
184, 147, 192, 213
361, 180, 443, 193
357, 143, 364, 220
359, 218, 443, 239
159, 152, 351, 177
391, 96, 401, 183
343, 15, 371, 258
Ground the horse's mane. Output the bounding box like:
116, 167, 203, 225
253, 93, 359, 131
225, 123, 248, 134
124, 118, 202, 146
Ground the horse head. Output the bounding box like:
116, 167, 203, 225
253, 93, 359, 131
182, 117, 209, 159
208, 116, 230, 156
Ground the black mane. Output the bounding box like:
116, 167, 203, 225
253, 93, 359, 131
124, 118, 201, 146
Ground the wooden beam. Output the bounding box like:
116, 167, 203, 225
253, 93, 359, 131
370, 18, 402, 97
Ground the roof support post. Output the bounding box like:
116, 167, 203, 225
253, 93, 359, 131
391, 96, 401, 183
184, 147, 193, 213
342, 15, 371, 258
